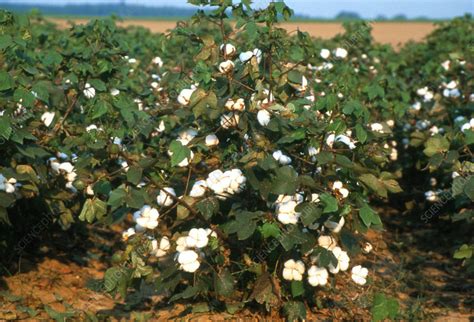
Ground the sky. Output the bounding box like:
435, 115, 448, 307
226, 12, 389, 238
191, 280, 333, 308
1, 0, 473, 19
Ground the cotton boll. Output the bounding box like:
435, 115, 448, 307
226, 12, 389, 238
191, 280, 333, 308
177, 88, 195, 106
308, 146, 319, 156
370, 123, 384, 133
416, 87, 428, 96
205, 134, 219, 147
157, 187, 176, 206
334, 47, 348, 58
320, 48, 330, 59
362, 242, 373, 254
122, 228, 136, 241
58, 162, 74, 174
282, 259, 305, 281
41, 112, 55, 127
441, 60, 450, 71
307, 266, 329, 286
272, 150, 292, 165
318, 235, 337, 250
328, 247, 350, 274
351, 265, 369, 285
152, 56, 164, 67
181, 260, 200, 273
257, 109, 271, 126
176, 236, 188, 252
220, 113, 240, 129
239, 51, 253, 63
190, 180, 207, 198
220, 43, 236, 57
219, 60, 235, 74
324, 216, 345, 233
83, 83, 96, 99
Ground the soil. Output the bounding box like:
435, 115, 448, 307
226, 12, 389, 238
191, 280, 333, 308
1, 204, 472, 321
49, 19, 436, 48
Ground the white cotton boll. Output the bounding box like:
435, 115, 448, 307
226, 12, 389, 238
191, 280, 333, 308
411, 101, 421, 111
181, 260, 200, 273
66, 171, 77, 183
332, 181, 343, 190
178, 128, 198, 146
122, 228, 135, 241
416, 87, 428, 96
441, 60, 450, 71
157, 187, 176, 206
86, 185, 95, 196
83, 83, 96, 99
178, 250, 199, 265
370, 123, 384, 133
58, 162, 74, 174
452, 172, 460, 179
425, 190, 438, 202
308, 146, 319, 156
386, 120, 395, 127
257, 109, 271, 126
0, 175, 16, 194
362, 242, 373, 254
219, 60, 235, 74
65, 181, 77, 193
220, 43, 236, 57
423, 91, 434, 102
351, 265, 369, 285
445, 80, 458, 89
233, 98, 245, 111
190, 180, 207, 198
239, 51, 253, 63
152, 56, 163, 67
128, 58, 137, 64
460, 122, 472, 132
176, 236, 188, 252
205, 134, 219, 147
278, 212, 299, 225
334, 47, 348, 58
41, 112, 55, 127
220, 113, 240, 129
318, 235, 337, 250
324, 216, 345, 233
272, 150, 292, 165
282, 259, 305, 281
186, 228, 209, 249
151, 81, 159, 89
253, 48, 262, 63
177, 88, 195, 106
142, 206, 160, 221
320, 48, 330, 59
308, 266, 329, 287
328, 247, 350, 274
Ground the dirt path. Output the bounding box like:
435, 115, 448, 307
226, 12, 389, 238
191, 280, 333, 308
49, 18, 436, 47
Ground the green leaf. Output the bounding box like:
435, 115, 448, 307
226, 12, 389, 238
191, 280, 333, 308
355, 124, 368, 143
320, 193, 338, 213
271, 166, 298, 195
126, 165, 143, 186
371, 293, 399, 322
359, 204, 382, 227
365, 83, 385, 100
0, 71, 13, 91
214, 269, 234, 297
359, 173, 387, 198
295, 202, 321, 226
259, 222, 281, 238
79, 198, 108, 223
169, 140, 191, 167
291, 281, 305, 297
92, 100, 110, 119
0, 117, 12, 140
454, 244, 473, 259
423, 136, 449, 157
196, 197, 219, 220
463, 176, 474, 201
283, 301, 306, 321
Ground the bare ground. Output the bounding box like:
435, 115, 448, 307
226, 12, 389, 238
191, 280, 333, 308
0, 205, 472, 321
49, 19, 436, 48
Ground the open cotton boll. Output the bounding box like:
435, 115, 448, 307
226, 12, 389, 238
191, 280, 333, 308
205, 134, 219, 147
177, 88, 195, 106
370, 123, 384, 133
153, 236, 170, 257
122, 227, 135, 241
441, 60, 450, 71
328, 247, 350, 274
65, 181, 77, 193
257, 109, 271, 126
189, 180, 207, 197
58, 162, 75, 174
320, 48, 330, 59
177, 250, 200, 272
324, 216, 345, 233
0, 175, 17, 194
334, 47, 348, 58
351, 265, 369, 285
416, 86, 428, 96
272, 150, 292, 165
219, 60, 235, 74
157, 187, 176, 206
220, 113, 240, 129
178, 128, 198, 146
41, 112, 55, 127
83, 83, 96, 99
239, 51, 253, 63
220, 43, 236, 57
185, 228, 209, 248
176, 236, 188, 252
282, 259, 305, 281
318, 235, 337, 250
362, 242, 373, 254
308, 266, 329, 286
152, 56, 163, 67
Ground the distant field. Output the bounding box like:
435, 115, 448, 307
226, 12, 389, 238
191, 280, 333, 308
49, 18, 436, 47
